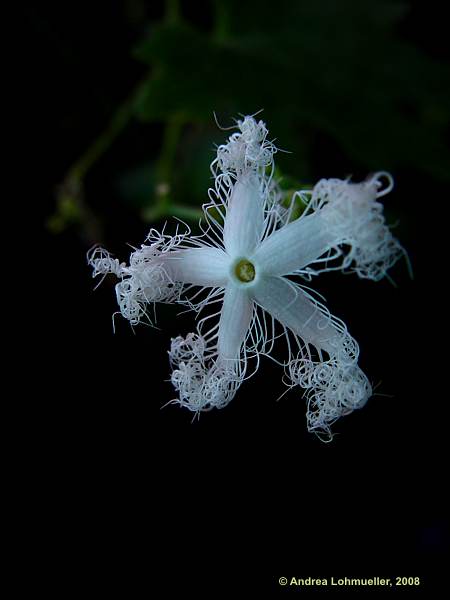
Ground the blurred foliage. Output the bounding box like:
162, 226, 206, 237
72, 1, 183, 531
50, 0, 450, 238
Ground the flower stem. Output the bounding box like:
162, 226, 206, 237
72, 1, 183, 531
49, 77, 149, 240
165, 0, 181, 25
69, 90, 138, 182
142, 117, 202, 225
213, 0, 231, 43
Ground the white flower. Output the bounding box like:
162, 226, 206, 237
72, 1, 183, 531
88, 115, 407, 440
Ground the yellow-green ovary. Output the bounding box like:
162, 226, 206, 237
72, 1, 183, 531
235, 259, 255, 283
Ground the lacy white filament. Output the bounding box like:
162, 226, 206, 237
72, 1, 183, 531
315, 172, 407, 281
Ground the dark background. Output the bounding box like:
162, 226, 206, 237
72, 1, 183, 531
26, 0, 448, 595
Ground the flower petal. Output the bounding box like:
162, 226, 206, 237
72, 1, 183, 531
251, 211, 333, 276
316, 174, 408, 281
218, 285, 254, 360
169, 332, 246, 412
290, 358, 372, 441
252, 275, 347, 356
168, 247, 230, 287
223, 173, 265, 258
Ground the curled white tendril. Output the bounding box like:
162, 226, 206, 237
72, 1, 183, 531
289, 357, 371, 441
168, 333, 245, 413
324, 329, 360, 365
87, 247, 124, 280
212, 115, 278, 178
263, 176, 296, 230
87, 228, 188, 326
314, 172, 407, 281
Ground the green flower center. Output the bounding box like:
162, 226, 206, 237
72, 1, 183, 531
234, 259, 256, 283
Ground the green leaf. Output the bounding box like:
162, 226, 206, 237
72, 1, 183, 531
132, 1, 450, 181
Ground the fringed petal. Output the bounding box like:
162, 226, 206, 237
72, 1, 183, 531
253, 275, 371, 439
251, 210, 334, 276
168, 247, 229, 287
168, 285, 253, 412
252, 275, 350, 359
87, 230, 194, 326
316, 172, 408, 281
289, 358, 371, 441
217, 285, 254, 361
168, 332, 246, 413
223, 173, 265, 258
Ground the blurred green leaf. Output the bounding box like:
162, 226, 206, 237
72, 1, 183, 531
132, 0, 450, 181
133, 23, 262, 121
116, 162, 156, 208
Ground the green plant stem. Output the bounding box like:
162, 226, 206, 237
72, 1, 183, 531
50, 77, 150, 240
165, 0, 180, 25
156, 114, 184, 181
213, 0, 230, 43
145, 112, 189, 221
68, 76, 152, 182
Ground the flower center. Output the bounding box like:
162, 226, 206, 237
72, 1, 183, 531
234, 259, 255, 283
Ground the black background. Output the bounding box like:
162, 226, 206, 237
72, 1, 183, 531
25, 0, 448, 595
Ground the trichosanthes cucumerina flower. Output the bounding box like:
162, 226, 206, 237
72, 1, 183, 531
88, 115, 408, 440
